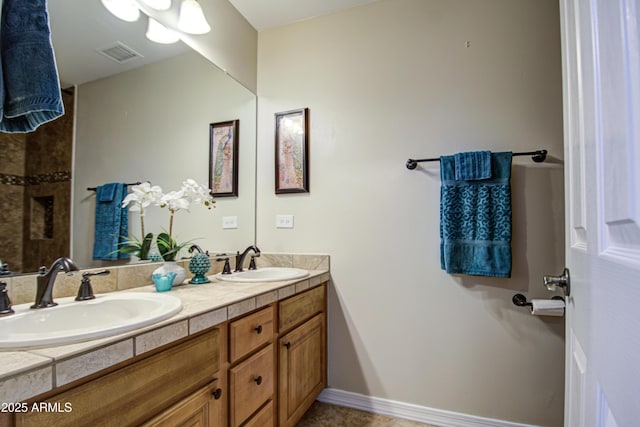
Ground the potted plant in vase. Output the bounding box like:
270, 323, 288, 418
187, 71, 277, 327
152, 179, 216, 286
119, 182, 163, 260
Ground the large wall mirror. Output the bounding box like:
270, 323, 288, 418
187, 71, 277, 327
0, 0, 257, 274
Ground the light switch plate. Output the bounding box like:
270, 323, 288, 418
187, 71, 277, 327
276, 214, 294, 228
222, 216, 238, 229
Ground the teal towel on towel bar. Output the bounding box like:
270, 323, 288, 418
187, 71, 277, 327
93, 183, 129, 261
454, 150, 492, 180
440, 152, 513, 278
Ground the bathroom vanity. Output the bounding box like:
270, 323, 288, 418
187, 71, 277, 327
0, 259, 329, 427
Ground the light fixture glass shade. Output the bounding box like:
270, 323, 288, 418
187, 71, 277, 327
101, 0, 141, 22
140, 0, 172, 11
177, 0, 211, 34
146, 18, 180, 44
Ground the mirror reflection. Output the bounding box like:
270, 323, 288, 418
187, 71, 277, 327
0, 0, 257, 275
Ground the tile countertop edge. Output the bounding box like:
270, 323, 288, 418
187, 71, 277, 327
0, 269, 330, 403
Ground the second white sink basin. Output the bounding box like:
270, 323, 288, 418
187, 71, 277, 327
215, 267, 309, 283
0, 292, 182, 350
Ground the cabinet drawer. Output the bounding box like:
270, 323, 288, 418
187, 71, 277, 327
279, 284, 325, 332
16, 329, 220, 427
244, 400, 274, 427
229, 305, 274, 363
229, 344, 274, 427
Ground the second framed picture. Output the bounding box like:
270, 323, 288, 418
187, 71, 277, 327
275, 108, 309, 194
209, 120, 239, 197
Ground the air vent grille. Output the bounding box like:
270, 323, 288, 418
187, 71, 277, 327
97, 42, 143, 64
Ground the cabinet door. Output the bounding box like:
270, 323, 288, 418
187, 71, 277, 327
142, 380, 224, 427
278, 313, 326, 427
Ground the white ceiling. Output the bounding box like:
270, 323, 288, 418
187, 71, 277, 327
227, 0, 379, 31
48, 0, 378, 87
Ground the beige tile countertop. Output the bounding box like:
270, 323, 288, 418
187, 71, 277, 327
0, 267, 330, 404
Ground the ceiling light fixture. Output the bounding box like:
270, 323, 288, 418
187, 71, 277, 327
177, 0, 211, 34
146, 17, 181, 44
101, 0, 141, 22
139, 0, 172, 11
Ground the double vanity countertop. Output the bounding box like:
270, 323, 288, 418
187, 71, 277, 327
0, 268, 330, 404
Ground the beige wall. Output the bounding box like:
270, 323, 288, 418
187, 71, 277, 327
72, 50, 256, 268
143, 0, 258, 93
256, 0, 565, 425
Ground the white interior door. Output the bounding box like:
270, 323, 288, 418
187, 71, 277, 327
560, 0, 640, 426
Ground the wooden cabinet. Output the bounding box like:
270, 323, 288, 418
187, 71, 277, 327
9, 282, 327, 427
142, 380, 224, 427
227, 306, 276, 427
15, 329, 221, 427
277, 286, 326, 427
227, 283, 326, 427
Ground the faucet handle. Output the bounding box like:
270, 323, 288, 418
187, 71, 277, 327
76, 270, 110, 301
216, 258, 232, 275
0, 281, 14, 316
249, 256, 258, 270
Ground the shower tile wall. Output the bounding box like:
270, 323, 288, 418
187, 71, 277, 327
0, 89, 74, 273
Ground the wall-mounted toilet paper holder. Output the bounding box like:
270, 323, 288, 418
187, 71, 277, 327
512, 294, 565, 316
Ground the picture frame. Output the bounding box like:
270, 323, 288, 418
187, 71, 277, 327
209, 120, 239, 197
275, 108, 309, 194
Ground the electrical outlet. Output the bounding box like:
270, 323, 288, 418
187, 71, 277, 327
222, 216, 238, 229
276, 214, 294, 229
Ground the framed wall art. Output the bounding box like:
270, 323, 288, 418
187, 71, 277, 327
209, 120, 239, 197
275, 108, 309, 194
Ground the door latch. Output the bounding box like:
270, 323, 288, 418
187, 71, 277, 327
543, 267, 570, 297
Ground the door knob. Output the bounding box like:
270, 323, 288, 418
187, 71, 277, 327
543, 268, 570, 296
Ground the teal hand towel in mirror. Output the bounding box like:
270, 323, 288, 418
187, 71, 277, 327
0, 0, 64, 133
93, 183, 129, 261
454, 150, 492, 180
440, 152, 512, 278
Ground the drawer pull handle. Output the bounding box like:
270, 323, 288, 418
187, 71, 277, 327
212, 388, 223, 400
254, 325, 263, 334
284, 342, 291, 349
254, 375, 263, 385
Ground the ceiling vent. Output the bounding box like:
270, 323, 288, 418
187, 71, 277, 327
97, 42, 143, 64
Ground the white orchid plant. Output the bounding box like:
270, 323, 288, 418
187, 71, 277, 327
121, 179, 215, 261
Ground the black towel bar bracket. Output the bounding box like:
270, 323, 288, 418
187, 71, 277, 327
406, 149, 547, 170
87, 181, 144, 191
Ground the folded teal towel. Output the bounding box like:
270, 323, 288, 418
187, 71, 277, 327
0, 0, 64, 133
96, 183, 117, 202
454, 150, 492, 180
440, 152, 512, 278
93, 183, 129, 261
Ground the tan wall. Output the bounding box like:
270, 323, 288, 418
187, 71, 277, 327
256, 0, 565, 425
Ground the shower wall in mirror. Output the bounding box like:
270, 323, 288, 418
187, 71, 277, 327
0, 91, 75, 273
73, 50, 257, 269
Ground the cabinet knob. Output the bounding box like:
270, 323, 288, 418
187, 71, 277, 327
284, 341, 291, 349
254, 375, 263, 385
254, 325, 263, 334
212, 388, 222, 400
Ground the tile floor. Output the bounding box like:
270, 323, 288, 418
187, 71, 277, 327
296, 401, 437, 427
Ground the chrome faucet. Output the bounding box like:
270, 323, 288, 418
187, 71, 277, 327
32, 257, 79, 309
235, 245, 260, 272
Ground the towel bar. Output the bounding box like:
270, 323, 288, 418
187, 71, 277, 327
406, 149, 547, 170
87, 181, 143, 191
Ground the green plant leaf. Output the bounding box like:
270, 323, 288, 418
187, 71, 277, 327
140, 233, 154, 260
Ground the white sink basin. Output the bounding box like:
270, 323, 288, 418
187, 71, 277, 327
215, 267, 309, 283
0, 292, 182, 350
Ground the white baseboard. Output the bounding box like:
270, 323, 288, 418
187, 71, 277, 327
317, 388, 540, 427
